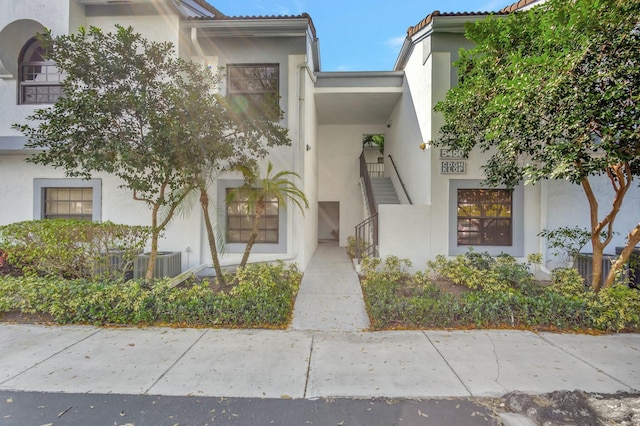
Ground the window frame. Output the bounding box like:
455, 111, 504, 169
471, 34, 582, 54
456, 188, 513, 247
34, 179, 102, 222
226, 63, 280, 118
218, 179, 287, 254
448, 179, 524, 256
226, 187, 280, 244
18, 37, 64, 105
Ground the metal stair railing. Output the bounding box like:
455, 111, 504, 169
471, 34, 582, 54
355, 213, 378, 259
387, 154, 412, 205
356, 152, 378, 259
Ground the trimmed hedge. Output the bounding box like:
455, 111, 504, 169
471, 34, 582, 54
361, 254, 640, 332
0, 219, 150, 280
0, 261, 301, 328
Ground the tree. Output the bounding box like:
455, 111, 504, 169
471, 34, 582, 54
175, 68, 290, 287
226, 161, 309, 269
363, 134, 384, 155
15, 25, 291, 281
433, 0, 640, 290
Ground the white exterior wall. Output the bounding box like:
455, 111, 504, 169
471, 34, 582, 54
378, 37, 443, 260
0, 1, 315, 273
318, 124, 386, 246
543, 178, 640, 270
84, 5, 180, 47
378, 204, 431, 270
298, 62, 320, 267
0, 0, 74, 141
385, 39, 433, 206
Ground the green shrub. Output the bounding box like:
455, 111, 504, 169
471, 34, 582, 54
228, 261, 302, 326
427, 250, 535, 292
361, 257, 402, 328
550, 267, 586, 295
460, 290, 589, 329
346, 235, 366, 259
363, 254, 640, 332
0, 261, 301, 327
588, 284, 640, 331
0, 220, 150, 280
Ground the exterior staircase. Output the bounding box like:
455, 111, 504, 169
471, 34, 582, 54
371, 177, 400, 207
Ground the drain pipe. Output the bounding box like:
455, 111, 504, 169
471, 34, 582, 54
190, 27, 206, 60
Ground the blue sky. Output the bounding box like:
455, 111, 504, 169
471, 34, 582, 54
209, 0, 516, 71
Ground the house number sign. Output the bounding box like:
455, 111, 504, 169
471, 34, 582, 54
440, 149, 466, 174
439, 148, 464, 159
440, 161, 466, 174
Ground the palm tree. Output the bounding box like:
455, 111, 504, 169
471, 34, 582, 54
227, 161, 309, 269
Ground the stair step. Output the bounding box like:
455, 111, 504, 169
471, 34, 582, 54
369, 176, 401, 206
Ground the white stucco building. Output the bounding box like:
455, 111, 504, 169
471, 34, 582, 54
0, 0, 637, 276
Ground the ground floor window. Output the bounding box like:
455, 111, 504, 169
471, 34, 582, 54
226, 188, 279, 244
44, 187, 93, 220
457, 188, 512, 246
448, 179, 523, 257
34, 179, 101, 221
217, 179, 287, 254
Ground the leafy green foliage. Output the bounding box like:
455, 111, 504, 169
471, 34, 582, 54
226, 161, 309, 269
0, 220, 150, 280
14, 25, 291, 281
427, 249, 535, 292
346, 235, 366, 260
539, 226, 614, 266
362, 134, 385, 154
0, 262, 301, 328
588, 285, 640, 332
434, 0, 640, 289
363, 254, 640, 332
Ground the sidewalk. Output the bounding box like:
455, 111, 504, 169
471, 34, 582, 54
1, 325, 638, 399
0, 244, 638, 400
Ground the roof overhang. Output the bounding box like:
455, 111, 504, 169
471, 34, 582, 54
0, 136, 37, 154
314, 72, 404, 125
394, 13, 494, 70
183, 18, 313, 38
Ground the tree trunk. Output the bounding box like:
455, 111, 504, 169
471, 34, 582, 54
199, 185, 226, 286
239, 201, 264, 269
145, 203, 161, 281
604, 224, 640, 288
146, 229, 160, 282
590, 239, 604, 292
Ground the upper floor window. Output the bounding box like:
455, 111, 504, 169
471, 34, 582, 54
457, 188, 512, 246
227, 64, 279, 118
18, 38, 64, 105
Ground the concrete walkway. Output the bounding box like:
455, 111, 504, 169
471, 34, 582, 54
0, 325, 638, 399
289, 243, 370, 331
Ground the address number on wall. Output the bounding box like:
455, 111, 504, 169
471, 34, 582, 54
440, 161, 466, 174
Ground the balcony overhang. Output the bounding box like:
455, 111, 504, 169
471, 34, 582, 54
314, 71, 404, 125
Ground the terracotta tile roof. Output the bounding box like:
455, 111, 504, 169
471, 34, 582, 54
407, 10, 502, 38
500, 0, 542, 13
187, 13, 317, 39
406, 0, 541, 38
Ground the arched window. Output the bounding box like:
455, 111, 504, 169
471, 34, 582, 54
18, 37, 63, 104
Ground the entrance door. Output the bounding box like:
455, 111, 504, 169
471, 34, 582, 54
318, 202, 339, 244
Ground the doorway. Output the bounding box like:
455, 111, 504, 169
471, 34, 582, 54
318, 202, 339, 245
